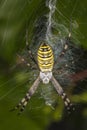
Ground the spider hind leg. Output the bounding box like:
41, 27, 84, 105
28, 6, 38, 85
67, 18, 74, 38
10, 93, 30, 114
10, 76, 40, 114
51, 76, 75, 113
61, 92, 74, 112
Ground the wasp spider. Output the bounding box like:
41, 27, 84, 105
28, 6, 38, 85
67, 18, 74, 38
12, 41, 73, 114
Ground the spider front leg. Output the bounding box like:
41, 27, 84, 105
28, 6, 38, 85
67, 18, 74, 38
58, 39, 69, 58
11, 76, 40, 114
16, 54, 31, 67
26, 29, 38, 66
51, 75, 74, 111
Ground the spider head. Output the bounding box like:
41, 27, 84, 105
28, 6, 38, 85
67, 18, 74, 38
40, 71, 52, 84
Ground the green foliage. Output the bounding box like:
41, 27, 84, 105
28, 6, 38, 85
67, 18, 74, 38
0, 0, 87, 130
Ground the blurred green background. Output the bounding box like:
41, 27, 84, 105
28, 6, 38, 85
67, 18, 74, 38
0, 0, 87, 130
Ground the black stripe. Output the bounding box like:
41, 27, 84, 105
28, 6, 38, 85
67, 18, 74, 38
38, 53, 53, 58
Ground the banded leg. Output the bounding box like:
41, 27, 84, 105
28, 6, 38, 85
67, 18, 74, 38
51, 75, 73, 111
16, 54, 30, 67
59, 43, 68, 57
11, 76, 40, 114
26, 29, 38, 66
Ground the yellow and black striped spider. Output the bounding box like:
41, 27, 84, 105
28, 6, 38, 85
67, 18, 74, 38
11, 35, 73, 114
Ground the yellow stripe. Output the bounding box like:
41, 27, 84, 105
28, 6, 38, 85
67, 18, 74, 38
38, 61, 54, 66
38, 59, 54, 65
38, 59, 54, 64
40, 45, 50, 49
38, 49, 52, 54
39, 66, 53, 71
38, 62, 53, 67
38, 55, 53, 61
38, 52, 53, 58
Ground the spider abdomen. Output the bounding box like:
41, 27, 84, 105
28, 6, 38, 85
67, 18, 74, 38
37, 43, 54, 72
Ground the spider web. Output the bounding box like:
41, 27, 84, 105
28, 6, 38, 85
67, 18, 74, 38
0, 0, 87, 113
29, 0, 87, 108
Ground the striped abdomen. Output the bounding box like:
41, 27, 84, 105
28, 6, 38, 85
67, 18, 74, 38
37, 43, 54, 72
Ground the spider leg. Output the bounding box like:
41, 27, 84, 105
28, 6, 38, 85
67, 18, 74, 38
51, 75, 74, 111
59, 40, 69, 58
26, 29, 38, 67
11, 76, 40, 114
10, 54, 31, 71
54, 37, 69, 69
16, 54, 30, 67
